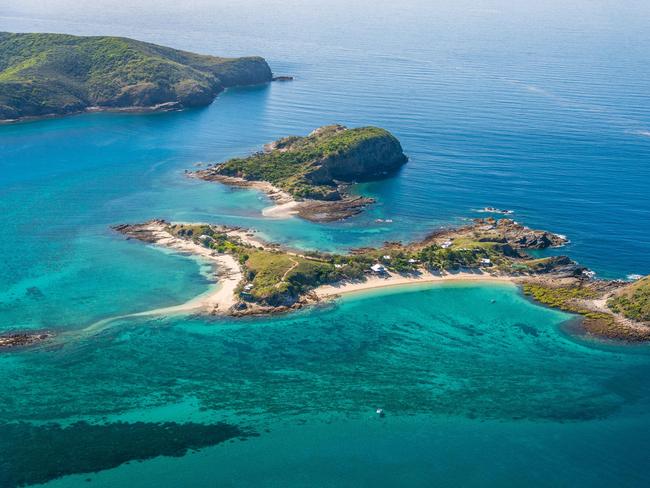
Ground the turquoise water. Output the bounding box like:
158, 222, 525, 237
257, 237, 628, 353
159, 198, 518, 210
4, 285, 650, 486
2, 0, 650, 486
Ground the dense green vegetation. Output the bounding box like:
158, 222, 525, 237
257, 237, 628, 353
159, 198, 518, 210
0, 32, 271, 120
210, 125, 407, 200
244, 251, 333, 304
608, 277, 650, 323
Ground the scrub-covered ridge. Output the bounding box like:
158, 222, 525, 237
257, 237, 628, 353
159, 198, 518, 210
0, 32, 272, 121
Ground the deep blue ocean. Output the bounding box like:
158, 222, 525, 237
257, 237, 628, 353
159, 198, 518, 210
1, 1, 650, 486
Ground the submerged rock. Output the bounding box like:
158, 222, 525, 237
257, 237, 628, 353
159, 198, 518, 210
0, 420, 255, 487
0, 332, 52, 350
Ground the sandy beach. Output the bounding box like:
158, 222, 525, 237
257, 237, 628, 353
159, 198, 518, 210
314, 270, 515, 299
192, 173, 301, 219
262, 200, 301, 218
238, 180, 312, 221
128, 222, 244, 316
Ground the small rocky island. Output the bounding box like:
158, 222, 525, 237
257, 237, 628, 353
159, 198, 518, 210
0, 32, 272, 121
113, 217, 650, 342
192, 125, 408, 221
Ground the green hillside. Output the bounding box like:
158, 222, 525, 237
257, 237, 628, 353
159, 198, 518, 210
0, 32, 272, 120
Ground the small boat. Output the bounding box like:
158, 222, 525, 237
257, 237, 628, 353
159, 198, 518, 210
376, 408, 385, 417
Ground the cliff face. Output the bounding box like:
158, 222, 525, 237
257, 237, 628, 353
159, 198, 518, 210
304, 130, 408, 186
0, 33, 272, 121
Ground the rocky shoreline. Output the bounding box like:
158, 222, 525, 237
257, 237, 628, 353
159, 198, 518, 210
190, 173, 374, 222
0, 76, 292, 125
0, 103, 188, 125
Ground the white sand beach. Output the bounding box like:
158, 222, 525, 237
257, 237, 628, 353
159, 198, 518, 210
314, 270, 514, 299
130, 222, 244, 316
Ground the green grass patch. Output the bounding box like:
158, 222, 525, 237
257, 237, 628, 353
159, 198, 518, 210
522, 283, 598, 314
608, 277, 650, 323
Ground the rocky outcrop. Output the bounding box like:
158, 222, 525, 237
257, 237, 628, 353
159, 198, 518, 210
112, 221, 167, 243
529, 256, 586, 277
493, 218, 569, 249
304, 130, 407, 187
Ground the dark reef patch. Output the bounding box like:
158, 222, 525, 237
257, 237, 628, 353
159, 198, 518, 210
513, 322, 539, 337
0, 420, 256, 487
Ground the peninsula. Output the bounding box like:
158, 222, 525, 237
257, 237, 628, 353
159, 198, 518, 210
111, 217, 650, 343
192, 125, 408, 221
0, 32, 272, 122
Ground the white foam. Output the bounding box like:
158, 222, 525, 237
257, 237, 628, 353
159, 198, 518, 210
627, 274, 643, 281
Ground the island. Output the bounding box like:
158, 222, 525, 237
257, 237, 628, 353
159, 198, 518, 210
111, 217, 650, 343
0, 32, 273, 122
5, 217, 646, 350
191, 125, 408, 221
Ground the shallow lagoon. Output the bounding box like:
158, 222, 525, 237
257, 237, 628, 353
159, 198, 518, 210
3, 284, 650, 486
